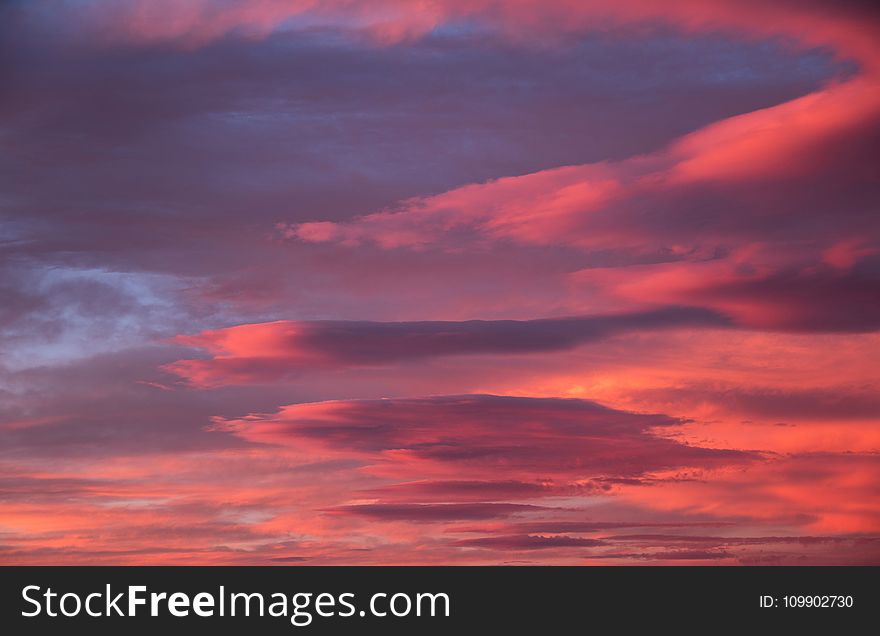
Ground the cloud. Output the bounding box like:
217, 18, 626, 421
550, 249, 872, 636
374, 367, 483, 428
603, 550, 732, 561
215, 394, 755, 480
455, 535, 607, 549
326, 503, 545, 522
618, 452, 880, 535
285, 78, 879, 267
4, 14, 841, 330
0, 346, 290, 459
584, 249, 880, 332
604, 533, 869, 547
2, 0, 878, 565
493, 521, 735, 534
13, 1, 880, 65
627, 384, 880, 422
167, 308, 726, 386
358, 480, 588, 502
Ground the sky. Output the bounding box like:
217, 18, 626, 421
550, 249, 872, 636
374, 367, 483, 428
0, 0, 878, 565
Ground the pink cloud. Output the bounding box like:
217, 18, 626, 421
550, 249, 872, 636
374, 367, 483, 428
578, 246, 880, 332
167, 309, 726, 386
3, 0, 879, 566
283, 78, 880, 254
215, 394, 755, 482
28, 1, 880, 70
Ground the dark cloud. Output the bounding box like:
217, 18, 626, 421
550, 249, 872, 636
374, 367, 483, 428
221, 394, 756, 477
612, 550, 731, 561
455, 535, 606, 549
360, 480, 575, 501
327, 502, 544, 521
169, 308, 728, 385
498, 521, 735, 534
665, 262, 880, 333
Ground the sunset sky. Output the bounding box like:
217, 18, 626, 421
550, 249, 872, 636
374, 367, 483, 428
1, 0, 879, 565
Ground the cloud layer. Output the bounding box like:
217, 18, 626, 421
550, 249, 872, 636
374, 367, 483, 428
1, 0, 878, 564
